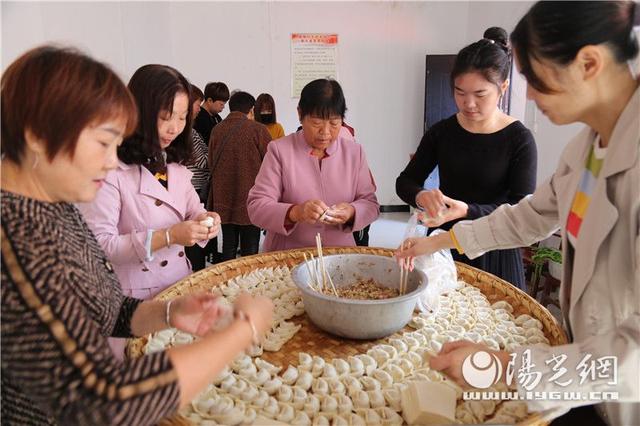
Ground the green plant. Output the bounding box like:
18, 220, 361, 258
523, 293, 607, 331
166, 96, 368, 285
530, 246, 562, 287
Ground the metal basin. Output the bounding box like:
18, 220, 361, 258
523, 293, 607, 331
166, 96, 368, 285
291, 254, 428, 340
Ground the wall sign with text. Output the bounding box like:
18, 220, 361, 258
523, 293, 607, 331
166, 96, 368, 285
291, 33, 338, 98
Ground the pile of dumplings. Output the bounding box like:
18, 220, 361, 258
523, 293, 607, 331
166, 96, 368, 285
143, 266, 547, 425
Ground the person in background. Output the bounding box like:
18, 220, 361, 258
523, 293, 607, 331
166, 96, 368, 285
208, 91, 271, 260
79, 64, 221, 357
1, 45, 273, 425
342, 121, 373, 247
185, 84, 218, 271
396, 2, 639, 424
193, 81, 229, 142
255, 93, 285, 140
247, 78, 379, 251
396, 26, 537, 291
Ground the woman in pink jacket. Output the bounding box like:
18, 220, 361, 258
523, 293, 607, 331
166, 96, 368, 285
80, 65, 220, 300
247, 79, 379, 251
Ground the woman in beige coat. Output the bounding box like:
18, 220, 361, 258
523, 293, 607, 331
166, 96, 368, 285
396, 2, 639, 425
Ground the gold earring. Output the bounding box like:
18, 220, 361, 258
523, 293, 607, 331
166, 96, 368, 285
32, 152, 39, 170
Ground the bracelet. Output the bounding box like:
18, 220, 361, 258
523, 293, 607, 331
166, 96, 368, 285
165, 299, 173, 328
234, 309, 259, 345
165, 227, 172, 248
449, 229, 465, 254
144, 229, 154, 261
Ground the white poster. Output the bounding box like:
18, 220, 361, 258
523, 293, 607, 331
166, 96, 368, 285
291, 33, 338, 98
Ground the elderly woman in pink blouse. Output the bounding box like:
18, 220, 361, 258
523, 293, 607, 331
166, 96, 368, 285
247, 79, 379, 251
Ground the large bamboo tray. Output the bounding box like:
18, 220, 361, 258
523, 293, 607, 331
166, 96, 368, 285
127, 247, 568, 426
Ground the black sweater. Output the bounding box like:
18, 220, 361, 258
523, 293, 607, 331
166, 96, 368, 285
396, 115, 537, 288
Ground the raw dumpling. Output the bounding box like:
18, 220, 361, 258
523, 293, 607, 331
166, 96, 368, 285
491, 300, 514, 313
263, 377, 283, 395
220, 374, 236, 392
212, 366, 232, 385
251, 368, 271, 386
311, 413, 330, 426
406, 351, 423, 369
328, 377, 346, 395
346, 413, 366, 426
342, 375, 363, 397
398, 357, 415, 375
356, 408, 381, 425
312, 377, 329, 395
498, 401, 529, 419
322, 363, 338, 379
243, 408, 257, 425
514, 314, 534, 326
376, 407, 404, 426
372, 369, 394, 389
238, 363, 257, 378
378, 344, 398, 359
262, 396, 280, 417
368, 348, 390, 366
299, 352, 313, 370
382, 388, 402, 412
291, 411, 312, 426
528, 335, 550, 345
336, 394, 354, 415
353, 390, 370, 409
282, 365, 299, 385
360, 376, 381, 391
356, 354, 377, 376
389, 338, 408, 354
348, 356, 365, 377
291, 386, 308, 410
332, 358, 350, 376
523, 318, 544, 330
320, 394, 338, 413
367, 389, 385, 408
332, 414, 349, 426
312, 356, 326, 377
229, 379, 247, 396
303, 394, 320, 416
276, 384, 293, 403
256, 358, 281, 375
296, 371, 314, 391
276, 403, 295, 423
240, 385, 259, 403
233, 354, 253, 372
404, 336, 420, 350
252, 390, 270, 408
384, 364, 405, 382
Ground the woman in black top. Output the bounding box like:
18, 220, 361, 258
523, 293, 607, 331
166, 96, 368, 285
396, 27, 537, 290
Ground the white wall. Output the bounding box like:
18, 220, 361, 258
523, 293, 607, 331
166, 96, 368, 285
465, 1, 584, 187
2, 1, 582, 204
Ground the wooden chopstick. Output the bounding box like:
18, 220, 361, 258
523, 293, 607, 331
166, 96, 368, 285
303, 252, 319, 292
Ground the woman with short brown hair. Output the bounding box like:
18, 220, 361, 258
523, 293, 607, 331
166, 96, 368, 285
1, 45, 273, 425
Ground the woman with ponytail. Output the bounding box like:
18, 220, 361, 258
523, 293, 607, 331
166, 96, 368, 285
396, 26, 537, 291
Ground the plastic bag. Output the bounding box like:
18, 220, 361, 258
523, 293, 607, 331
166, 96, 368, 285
402, 213, 459, 313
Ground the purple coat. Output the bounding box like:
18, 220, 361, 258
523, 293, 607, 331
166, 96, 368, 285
78, 161, 206, 299
247, 129, 379, 251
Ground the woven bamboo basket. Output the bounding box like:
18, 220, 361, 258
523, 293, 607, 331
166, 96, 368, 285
128, 247, 568, 426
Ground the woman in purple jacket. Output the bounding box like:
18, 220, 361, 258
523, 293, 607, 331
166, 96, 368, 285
248, 79, 379, 251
